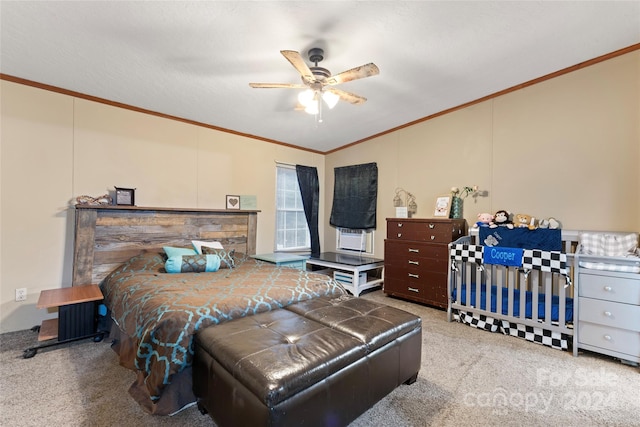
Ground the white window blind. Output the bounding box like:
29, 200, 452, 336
275, 164, 310, 251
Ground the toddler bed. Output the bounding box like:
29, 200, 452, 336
447, 228, 579, 351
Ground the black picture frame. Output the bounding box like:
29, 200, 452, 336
115, 187, 136, 206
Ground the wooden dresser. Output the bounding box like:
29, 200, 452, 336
576, 267, 640, 365
384, 218, 467, 308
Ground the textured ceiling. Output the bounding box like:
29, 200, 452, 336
1, 1, 639, 153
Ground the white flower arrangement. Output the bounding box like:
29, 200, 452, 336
450, 186, 478, 200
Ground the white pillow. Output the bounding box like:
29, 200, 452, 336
579, 232, 605, 256
603, 233, 638, 257
579, 232, 638, 257
192, 240, 224, 254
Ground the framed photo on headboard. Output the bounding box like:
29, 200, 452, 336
433, 195, 451, 217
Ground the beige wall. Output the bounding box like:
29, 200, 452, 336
0, 82, 325, 332
324, 51, 640, 257
1, 50, 638, 333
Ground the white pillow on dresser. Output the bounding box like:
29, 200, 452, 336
192, 240, 224, 254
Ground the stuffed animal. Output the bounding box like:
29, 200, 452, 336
473, 212, 494, 228
490, 210, 513, 229
513, 213, 538, 230
539, 217, 562, 229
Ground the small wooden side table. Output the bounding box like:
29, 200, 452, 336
23, 284, 106, 358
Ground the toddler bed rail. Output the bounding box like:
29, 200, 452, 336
447, 230, 580, 351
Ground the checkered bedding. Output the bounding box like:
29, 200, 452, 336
453, 310, 570, 350
450, 244, 569, 279
578, 260, 640, 273
577, 232, 640, 273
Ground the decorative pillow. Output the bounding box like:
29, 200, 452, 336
579, 233, 605, 256
163, 246, 198, 258
192, 240, 224, 254
165, 254, 221, 273
579, 232, 638, 257
201, 246, 236, 269
603, 233, 638, 257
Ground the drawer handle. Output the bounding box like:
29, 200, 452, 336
604, 335, 612, 341
408, 287, 420, 293
397, 233, 402, 238
604, 311, 612, 317
408, 260, 419, 265
604, 286, 612, 292
397, 223, 403, 227
408, 248, 419, 253
408, 273, 420, 278
430, 235, 436, 240
428, 224, 435, 229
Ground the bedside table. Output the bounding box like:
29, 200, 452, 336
23, 284, 106, 358
252, 253, 308, 270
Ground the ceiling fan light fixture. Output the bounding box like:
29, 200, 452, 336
304, 101, 319, 115
298, 89, 315, 107
322, 90, 339, 109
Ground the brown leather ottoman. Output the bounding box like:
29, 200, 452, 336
193, 295, 422, 427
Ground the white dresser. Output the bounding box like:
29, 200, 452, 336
575, 265, 640, 365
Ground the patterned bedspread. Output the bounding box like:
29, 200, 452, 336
101, 251, 346, 407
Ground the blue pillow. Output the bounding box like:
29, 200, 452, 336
163, 246, 198, 258
201, 247, 236, 269
165, 254, 221, 273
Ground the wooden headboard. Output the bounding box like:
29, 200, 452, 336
72, 205, 259, 286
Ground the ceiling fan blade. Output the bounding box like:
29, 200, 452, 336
326, 88, 367, 105
280, 50, 315, 84
249, 83, 307, 89
326, 63, 379, 85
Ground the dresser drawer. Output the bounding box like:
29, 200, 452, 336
383, 275, 447, 308
578, 322, 640, 357
384, 240, 446, 263
386, 220, 455, 243
578, 297, 640, 332
385, 264, 448, 281
383, 276, 424, 298
579, 272, 640, 304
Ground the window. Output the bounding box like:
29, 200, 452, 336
275, 164, 310, 251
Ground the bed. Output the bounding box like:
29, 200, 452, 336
73, 205, 346, 415
447, 228, 580, 351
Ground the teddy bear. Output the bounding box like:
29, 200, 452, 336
489, 210, 513, 229
473, 212, 494, 228
513, 213, 538, 230
538, 217, 562, 229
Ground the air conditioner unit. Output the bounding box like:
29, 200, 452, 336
337, 228, 366, 252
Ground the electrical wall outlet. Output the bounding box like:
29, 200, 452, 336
15, 288, 27, 302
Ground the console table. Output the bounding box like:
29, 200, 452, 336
306, 252, 384, 297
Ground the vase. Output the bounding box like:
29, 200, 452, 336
450, 196, 463, 219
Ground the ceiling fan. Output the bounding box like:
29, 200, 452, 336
249, 48, 379, 119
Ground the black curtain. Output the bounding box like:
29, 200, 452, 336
330, 162, 378, 229
295, 165, 320, 256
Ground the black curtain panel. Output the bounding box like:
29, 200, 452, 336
330, 162, 378, 230
295, 165, 321, 256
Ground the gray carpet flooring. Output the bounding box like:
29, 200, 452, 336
1, 290, 639, 426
